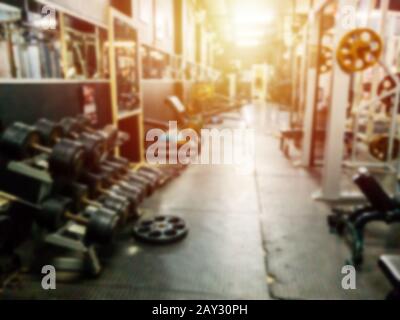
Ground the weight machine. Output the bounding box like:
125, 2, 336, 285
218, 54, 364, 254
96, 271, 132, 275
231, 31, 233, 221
313, 0, 400, 202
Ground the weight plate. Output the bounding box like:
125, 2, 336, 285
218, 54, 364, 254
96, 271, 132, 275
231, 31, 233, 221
80, 133, 105, 170
49, 139, 85, 180
132, 215, 188, 244
319, 46, 333, 74
84, 206, 119, 245
0, 122, 41, 159
377, 73, 400, 114
35, 119, 63, 147
369, 135, 400, 161
39, 197, 72, 231
337, 28, 382, 74
60, 117, 81, 137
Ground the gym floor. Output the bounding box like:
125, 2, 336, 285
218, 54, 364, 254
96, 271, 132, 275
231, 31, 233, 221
5, 104, 398, 300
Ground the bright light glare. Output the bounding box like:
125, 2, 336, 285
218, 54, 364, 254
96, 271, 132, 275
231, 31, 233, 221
236, 30, 266, 38
234, 5, 275, 25
234, 12, 274, 25
236, 39, 261, 47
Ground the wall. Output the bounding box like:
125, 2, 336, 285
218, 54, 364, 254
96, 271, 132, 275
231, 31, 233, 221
46, 0, 110, 25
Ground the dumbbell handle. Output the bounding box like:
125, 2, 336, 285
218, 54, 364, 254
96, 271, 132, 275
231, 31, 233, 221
31, 143, 52, 154
65, 211, 88, 225
98, 187, 112, 195
0, 191, 88, 225
82, 196, 102, 208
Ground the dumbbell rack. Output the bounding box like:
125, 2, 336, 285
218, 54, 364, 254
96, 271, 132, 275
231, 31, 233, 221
0, 155, 103, 276
44, 222, 101, 276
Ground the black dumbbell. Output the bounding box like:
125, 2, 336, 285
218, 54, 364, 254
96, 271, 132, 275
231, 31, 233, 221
63, 117, 129, 158
52, 181, 130, 223
99, 164, 142, 208
80, 171, 139, 218
36, 118, 64, 147
37, 119, 106, 170
42, 118, 156, 195
0, 122, 85, 179
100, 161, 148, 199
38, 196, 119, 245
99, 159, 158, 195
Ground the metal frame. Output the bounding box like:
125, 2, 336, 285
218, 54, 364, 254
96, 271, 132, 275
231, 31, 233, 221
314, 0, 400, 202
108, 7, 144, 161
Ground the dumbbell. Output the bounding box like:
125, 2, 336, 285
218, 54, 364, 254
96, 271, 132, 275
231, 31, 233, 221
100, 160, 150, 198
0, 122, 85, 179
108, 154, 183, 184
37, 119, 144, 191
97, 164, 143, 208
38, 196, 119, 245
74, 116, 129, 151
98, 157, 161, 194
40, 118, 157, 195
60, 117, 115, 152
36, 119, 106, 170
79, 170, 140, 218
52, 181, 130, 223
0, 191, 119, 246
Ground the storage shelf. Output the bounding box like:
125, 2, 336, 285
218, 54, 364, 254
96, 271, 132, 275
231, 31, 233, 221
0, 78, 110, 84
118, 109, 142, 120
141, 79, 183, 83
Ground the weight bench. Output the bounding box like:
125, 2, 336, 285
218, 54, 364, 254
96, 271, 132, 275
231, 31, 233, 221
328, 168, 400, 265
379, 255, 400, 300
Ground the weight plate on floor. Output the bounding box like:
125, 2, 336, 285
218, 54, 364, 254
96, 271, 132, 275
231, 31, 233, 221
132, 215, 188, 244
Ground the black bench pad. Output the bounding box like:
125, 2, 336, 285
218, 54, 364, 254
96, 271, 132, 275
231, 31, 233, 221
379, 255, 400, 288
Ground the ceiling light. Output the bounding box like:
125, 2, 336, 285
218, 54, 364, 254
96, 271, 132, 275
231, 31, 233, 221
236, 39, 261, 47
236, 30, 266, 38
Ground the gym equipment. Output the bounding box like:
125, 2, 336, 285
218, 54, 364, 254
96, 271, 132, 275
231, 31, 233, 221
379, 255, 400, 300
368, 135, 400, 161
47, 118, 108, 169
0, 190, 118, 246
377, 73, 400, 114
337, 28, 382, 74
35, 119, 64, 147
132, 215, 188, 244
328, 168, 400, 265
193, 82, 215, 101
52, 181, 130, 222
39, 196, 119, 245
35, 117, 178, 201
36, 118, 150, 197
319, 46, 333, 74
0, 122, 85, 179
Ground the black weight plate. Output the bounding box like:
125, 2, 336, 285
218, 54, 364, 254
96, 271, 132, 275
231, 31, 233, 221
60, 117, 81, 137
103, 160, 128, 176
84, 206, 119, 245
39, 196, 72, 231
0, 122, 40, 159
80, 133, 105, 169
35, 119, 63, 146
119, 180, 146, 201
132, 215, 188, 244
100, 196, 130, 221
110, 185, 140, 208
48, 139, 85, 180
